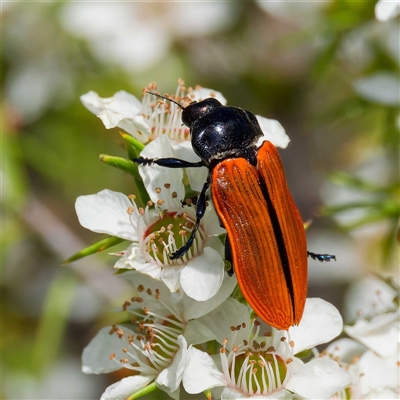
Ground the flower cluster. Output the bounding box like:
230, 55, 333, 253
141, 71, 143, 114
75, 80, 396, 399
324, 275, 399, 399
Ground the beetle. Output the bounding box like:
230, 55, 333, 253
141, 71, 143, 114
134, 92, 335, 330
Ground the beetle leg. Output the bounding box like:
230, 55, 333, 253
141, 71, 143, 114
170, 175, 211, 260
307, 251, 336, 262
225, 235, 235, 276
134, 156, 205, 169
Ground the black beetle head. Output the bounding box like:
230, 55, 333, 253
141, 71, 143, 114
190, 105, 263, 164
181, 98, 223, 127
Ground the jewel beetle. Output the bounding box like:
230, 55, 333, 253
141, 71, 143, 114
134, 92, 335, 330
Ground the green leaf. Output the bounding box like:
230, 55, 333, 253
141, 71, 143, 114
31, 270, 77, 371
322, 201, 379, 215
126, 382, 157, 400
329, 171, 386, 193
62, 236, 126, 264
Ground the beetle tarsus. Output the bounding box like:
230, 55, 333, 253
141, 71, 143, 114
133, 156, 205, 169
307, 251, 336, 262
133, 156, 155, 166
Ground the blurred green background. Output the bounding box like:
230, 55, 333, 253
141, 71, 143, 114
2, 1, 399, 399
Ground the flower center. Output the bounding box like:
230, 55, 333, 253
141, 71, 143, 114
220, 322, 294, 397
142, 81, 190, 142
143, 211, 205, 266
232, 350, 287, 394
109, 284, 185, 375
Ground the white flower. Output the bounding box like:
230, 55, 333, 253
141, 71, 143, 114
325, 338, 399, 399
375, 0, 400, 21
80, 80, 227, 143
80, 80, 290, 148
345, 309, 399, 358
325, 274, 400, 399
348, 350, 399, 399
183, 297, 350, 399
75, 178, 226, 301
343, 274, 399, 358
82, 271, 237, 400
343, 274, 398, 321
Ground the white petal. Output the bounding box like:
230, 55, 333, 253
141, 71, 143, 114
82, 326, 135, 374
343, 274, 398, 321
139, 136, 185, 204
198, 297, 251, 349
184, 320, 215, 346
125, 260, 162, 281
80, 91, 140, 117
344, 311, 399, 357
75, 189, 137, 241
156, 336, 187, 392
172, 141, 208, 192
115, 244, 163, 281
353, 72, 400, 106
286, 358, 351, 399
375, 0, 400, 21
182, 346, 225, 394
80, 90, 151, 141
325, 338, 366, 364
356, 351, 399, 395
256, 116, 290, 149
289, 298, 343, 354
204, 236, 225, 260
183, 273, 237, 320
100, 375, 155, 400
161, 266, 183, 293
180, 247, 225, 301
121, 270, 182, 313
202, 207, 226, 237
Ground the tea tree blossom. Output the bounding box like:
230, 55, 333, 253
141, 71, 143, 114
80, 80, 227, 143
343, 276, 400, 398
326, 338, 399, 400
82, 271, 237, 400
183, 298, 351, 399
344, 274, 399, 359
80, 80, 290, 148
76, 181, 225, 301
321, 275, 399, 399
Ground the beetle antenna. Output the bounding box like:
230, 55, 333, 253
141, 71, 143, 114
146, 91, 185, 110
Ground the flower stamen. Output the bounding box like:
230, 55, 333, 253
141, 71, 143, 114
220, 319, 292, 396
